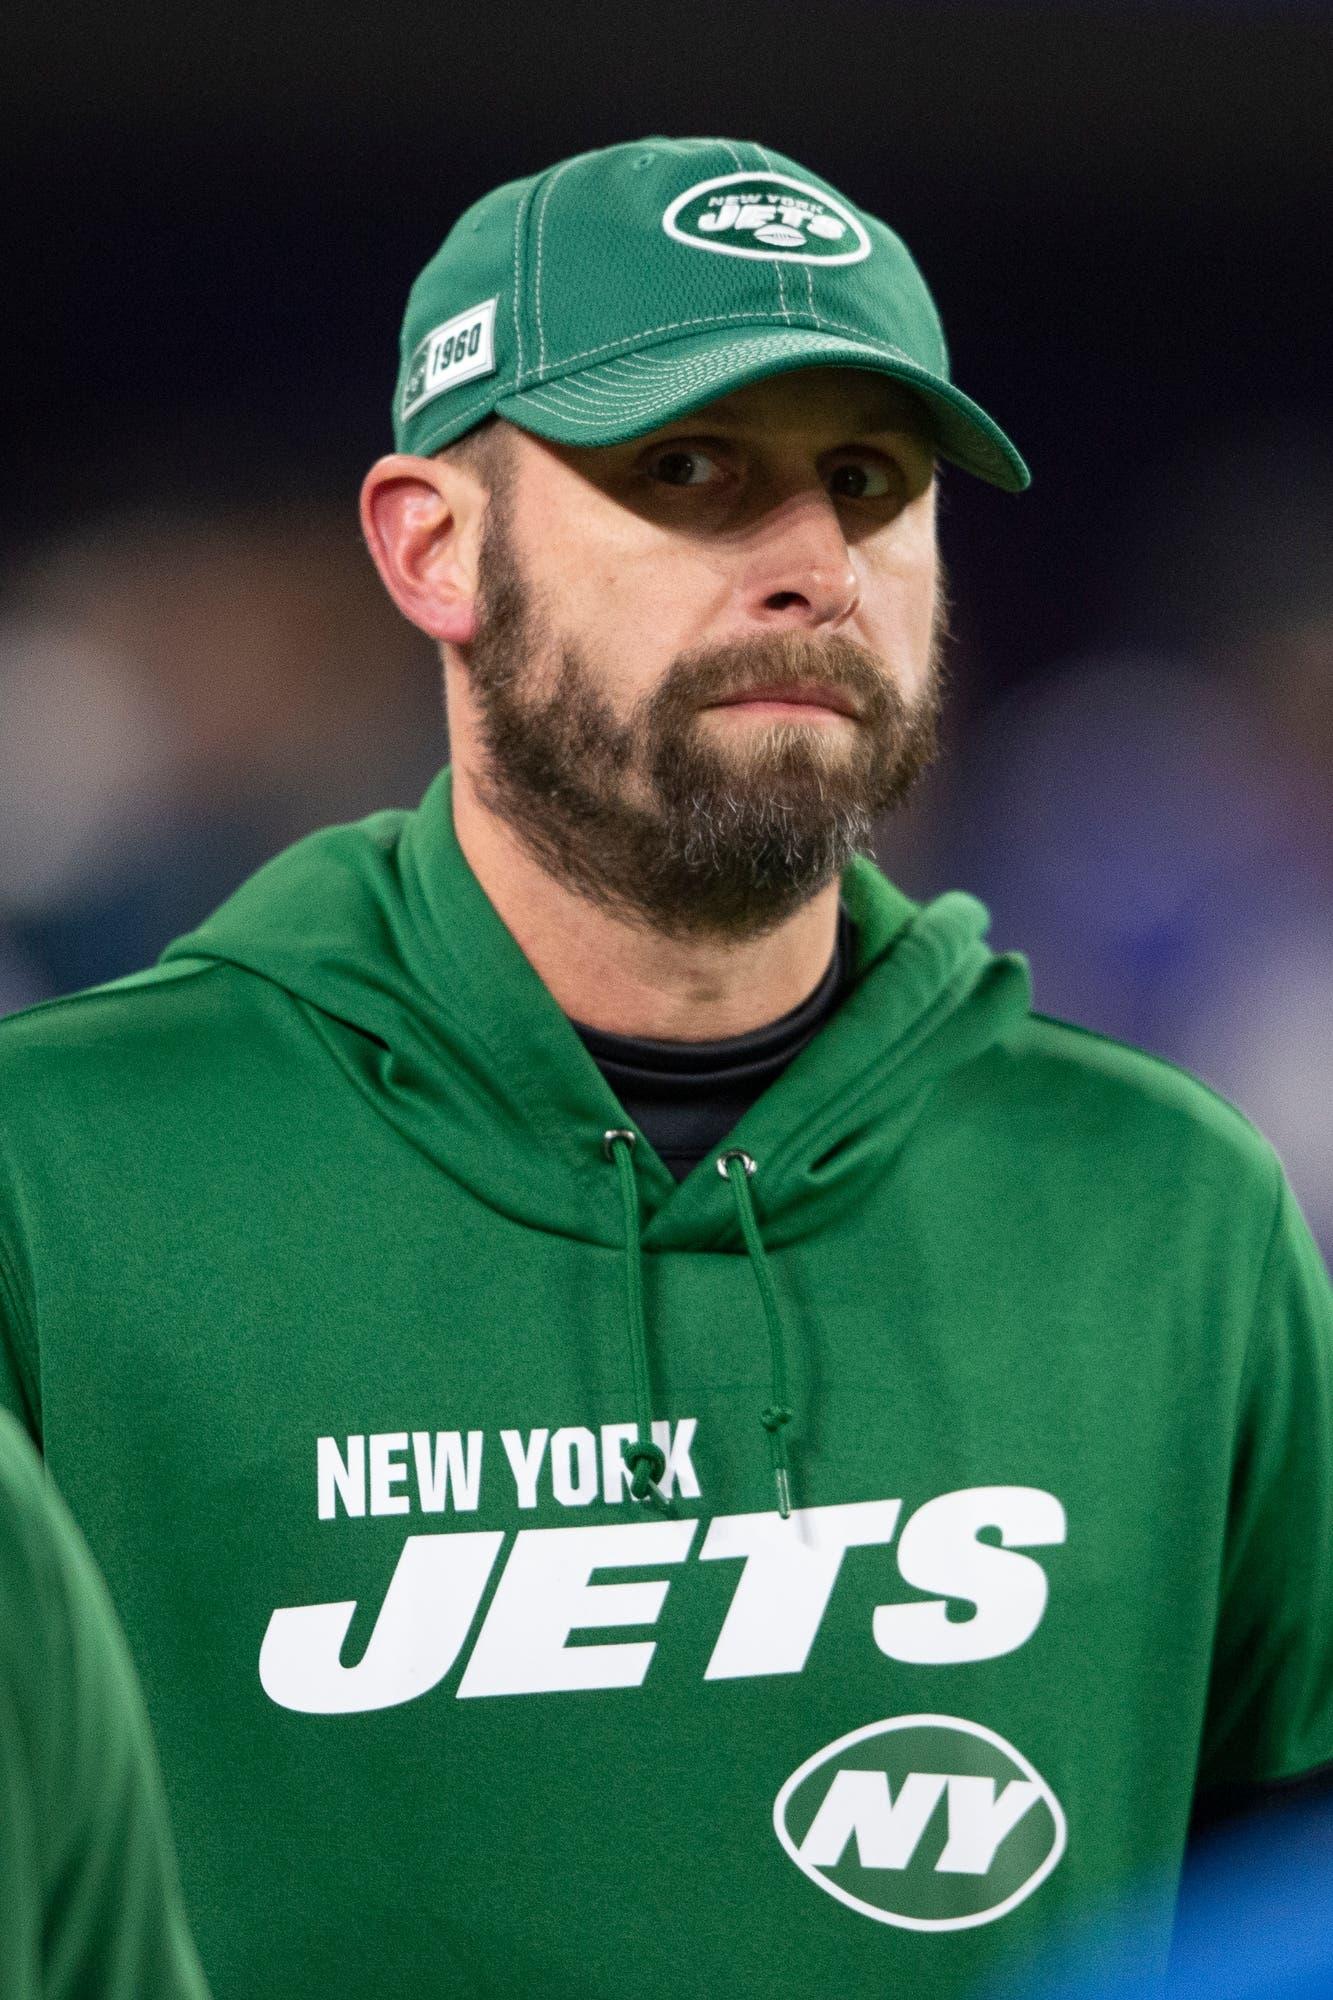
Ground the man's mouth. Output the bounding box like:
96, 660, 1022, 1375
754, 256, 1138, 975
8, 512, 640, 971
706, 682, 862, 720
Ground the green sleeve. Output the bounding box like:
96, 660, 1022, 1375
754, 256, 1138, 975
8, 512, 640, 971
1198, 1166, 1333, 1791
0, 1412, 211, 2000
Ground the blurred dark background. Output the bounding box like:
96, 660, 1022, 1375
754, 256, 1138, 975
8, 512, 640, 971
2, 1, 1330, 1251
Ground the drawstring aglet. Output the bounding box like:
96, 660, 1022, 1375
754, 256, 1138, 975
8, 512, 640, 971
761, 1405, 794, 1521
720, 1150, 799, 1524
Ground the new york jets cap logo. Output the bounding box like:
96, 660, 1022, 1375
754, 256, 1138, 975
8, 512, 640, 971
773, 1715, 1066, 1932
662, 172, 872, 265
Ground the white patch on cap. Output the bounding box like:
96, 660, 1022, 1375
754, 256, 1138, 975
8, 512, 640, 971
663, 173, 871, 266
401, 298, 498, 424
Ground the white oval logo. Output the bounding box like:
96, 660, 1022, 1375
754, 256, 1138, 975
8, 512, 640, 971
773, 1714, 1066, 1932
662, 172, 872, 265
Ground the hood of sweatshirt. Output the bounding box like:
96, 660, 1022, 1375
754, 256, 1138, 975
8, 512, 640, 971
171, 763, 1032, 1514
162, 765, 1032, 1259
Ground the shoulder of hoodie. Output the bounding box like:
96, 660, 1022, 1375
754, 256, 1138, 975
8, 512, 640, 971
0, 957, 308, 1174
0, 955, 276, 1078
983, 1004, 1285, 1227
0, 961, 291, 1305
0, 809, 410, 1108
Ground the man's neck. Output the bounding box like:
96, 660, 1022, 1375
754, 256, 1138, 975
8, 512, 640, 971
449, 762, 843, 1044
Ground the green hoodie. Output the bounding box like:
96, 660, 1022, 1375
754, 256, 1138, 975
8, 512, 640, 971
1, 764, 1331, 2000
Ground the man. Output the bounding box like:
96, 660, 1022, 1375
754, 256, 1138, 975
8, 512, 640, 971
2, 135, 1331, 1998
0, 1409, 210, 1997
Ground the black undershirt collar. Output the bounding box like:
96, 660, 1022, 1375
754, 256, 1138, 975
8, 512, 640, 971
569, 901, 858, 1182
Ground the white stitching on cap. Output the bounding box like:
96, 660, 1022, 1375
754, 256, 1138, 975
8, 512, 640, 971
534, 155, 582, 374
804, 264, 819, 325
550, 311, 785, 363
523, 374, 739, 411
519, 360, 752, 412
514, 343, 944, 422
553, 336, 805, 385
511, 183, 533, 385
527, 306, 912, 371
517, 333, 925, 416
594, 351, 767, 378
542, 361, 675, 396
513, 338, 878, 422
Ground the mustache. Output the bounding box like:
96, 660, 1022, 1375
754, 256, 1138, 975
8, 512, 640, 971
652, 629, 904, 722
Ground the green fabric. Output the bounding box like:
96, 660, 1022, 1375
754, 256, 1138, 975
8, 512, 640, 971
1, 762, 1331, 1998
393, 135, 1030, 490
0, 1410, 210, 2000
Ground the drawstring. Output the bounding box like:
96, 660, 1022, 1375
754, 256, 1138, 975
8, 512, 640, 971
717, 1148, 794, 1519
603, 1130, 671, 1514
602, 1131, 797, 1520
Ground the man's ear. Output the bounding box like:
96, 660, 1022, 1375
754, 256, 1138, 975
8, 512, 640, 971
359, 452, 485, 645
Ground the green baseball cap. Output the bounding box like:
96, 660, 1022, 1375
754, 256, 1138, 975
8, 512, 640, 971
393, 136, 1029, 492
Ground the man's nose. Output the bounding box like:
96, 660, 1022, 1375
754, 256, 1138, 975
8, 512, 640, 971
737, 490, 861, 631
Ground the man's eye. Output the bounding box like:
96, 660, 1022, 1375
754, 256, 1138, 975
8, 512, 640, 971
826, 458, 894, 500
647, 447, 721, 488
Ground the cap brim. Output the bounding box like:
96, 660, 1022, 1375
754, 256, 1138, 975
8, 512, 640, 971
497, 326, 1029, 492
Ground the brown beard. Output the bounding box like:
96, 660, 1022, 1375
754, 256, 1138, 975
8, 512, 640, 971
453, 482, 948, 943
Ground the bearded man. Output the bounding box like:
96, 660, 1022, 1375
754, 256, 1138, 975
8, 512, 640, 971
2, 137, 1331, 2000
